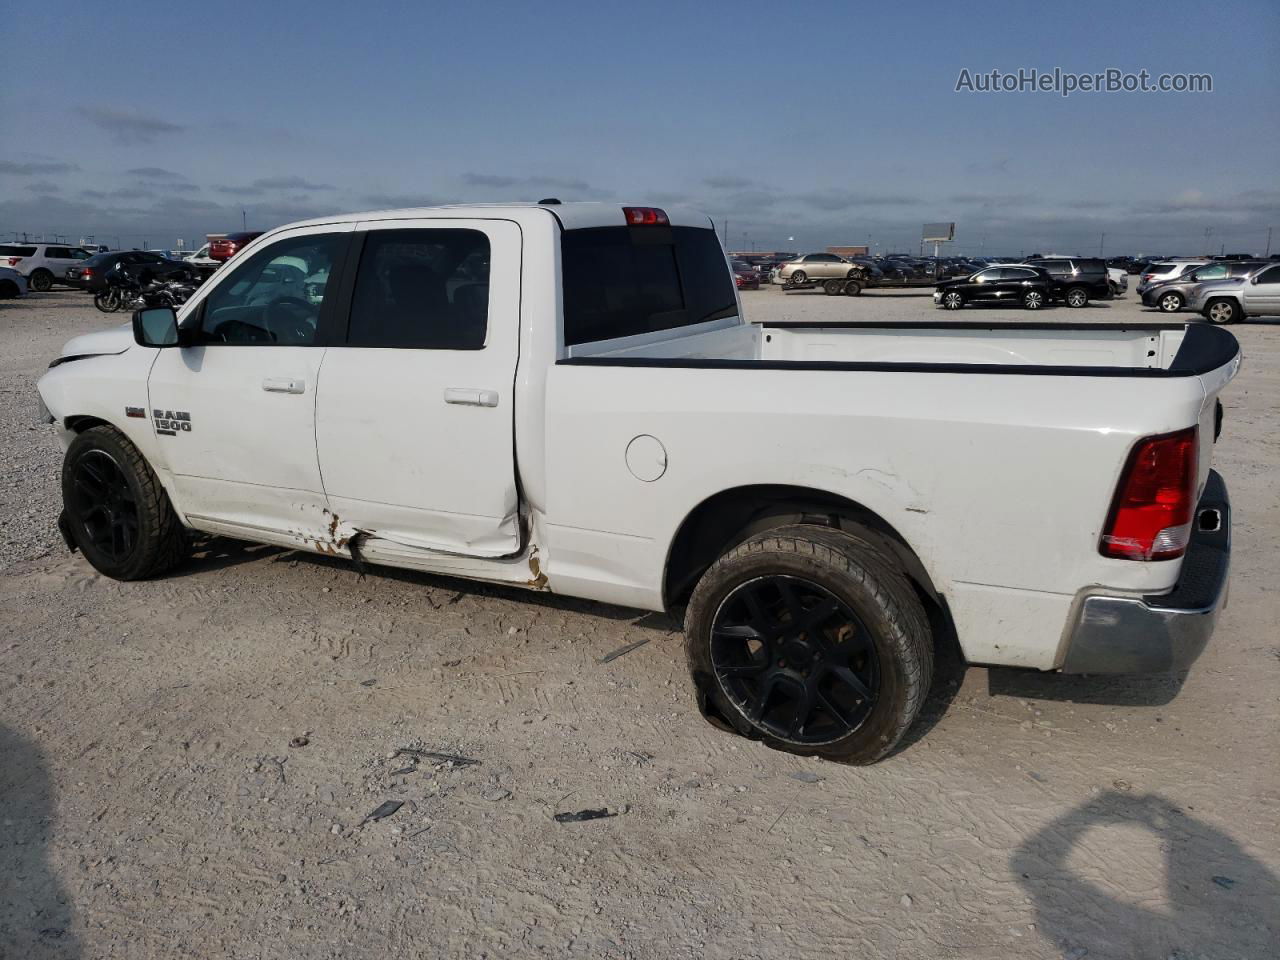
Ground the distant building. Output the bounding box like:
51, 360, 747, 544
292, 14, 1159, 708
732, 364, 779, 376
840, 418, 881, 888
827, 245, 869, 258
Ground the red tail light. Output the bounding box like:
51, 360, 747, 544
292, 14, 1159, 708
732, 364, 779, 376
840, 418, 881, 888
83, 268, 94, 278
5, 257, 20, 266
622, 206, 669, 226
1100, 427, 1198, 561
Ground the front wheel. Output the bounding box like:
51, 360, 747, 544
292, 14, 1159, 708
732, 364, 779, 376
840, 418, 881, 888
942, 290, 964, 310
1065, 286, 1088, 308
685, 525, 933, 764
61, 426, 188, 580
789, 270, 807, 285
1158, 291, 1184, 313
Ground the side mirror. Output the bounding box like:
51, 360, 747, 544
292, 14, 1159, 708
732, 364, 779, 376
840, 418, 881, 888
132, 306, 181, 347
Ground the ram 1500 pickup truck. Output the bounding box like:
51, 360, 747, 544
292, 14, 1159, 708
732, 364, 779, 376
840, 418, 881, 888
36, 202, 1240, 763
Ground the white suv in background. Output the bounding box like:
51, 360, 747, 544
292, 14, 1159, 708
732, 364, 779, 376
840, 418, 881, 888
0, 243, 93, 291
1136, 260, 1208, 297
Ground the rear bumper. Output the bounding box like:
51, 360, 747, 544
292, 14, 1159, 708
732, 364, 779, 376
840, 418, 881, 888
1060, 470, 1230, 674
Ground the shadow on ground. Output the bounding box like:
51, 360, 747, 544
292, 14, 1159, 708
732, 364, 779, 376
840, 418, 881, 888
1013, 791, 1279, 958
0, 724, 80, 958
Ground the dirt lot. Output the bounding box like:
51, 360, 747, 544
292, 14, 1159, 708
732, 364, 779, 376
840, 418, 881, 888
2, 288, 1277, 960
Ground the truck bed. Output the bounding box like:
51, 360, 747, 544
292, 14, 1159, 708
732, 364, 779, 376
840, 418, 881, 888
564, 319, 1238, 377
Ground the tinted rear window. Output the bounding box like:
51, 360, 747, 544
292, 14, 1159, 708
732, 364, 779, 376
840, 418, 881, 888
561, 226, 737, 346
0, 245, 37, 256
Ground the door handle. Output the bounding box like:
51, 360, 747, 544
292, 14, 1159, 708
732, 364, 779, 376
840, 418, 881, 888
444, 387, 499, 407
262, 377, 305, 394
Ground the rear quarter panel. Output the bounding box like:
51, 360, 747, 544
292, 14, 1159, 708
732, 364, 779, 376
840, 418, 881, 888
540, 364, 1208, 668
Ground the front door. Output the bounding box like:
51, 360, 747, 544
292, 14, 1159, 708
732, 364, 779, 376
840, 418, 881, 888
146, 226, 352, 542
314, 219, 522, 557
1242, 264, 1280, 315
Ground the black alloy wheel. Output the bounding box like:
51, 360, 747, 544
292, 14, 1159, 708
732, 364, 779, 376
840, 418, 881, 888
68, 449, 139, 564
710, 575, 880, 744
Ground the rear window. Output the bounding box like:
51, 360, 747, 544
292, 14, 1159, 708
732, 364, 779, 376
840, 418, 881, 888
0, 245, 37, 257
561, 226, 737, 346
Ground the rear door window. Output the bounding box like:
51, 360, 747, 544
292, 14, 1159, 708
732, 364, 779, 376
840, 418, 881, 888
561, 226, 737, 346
346, 228, 491, 350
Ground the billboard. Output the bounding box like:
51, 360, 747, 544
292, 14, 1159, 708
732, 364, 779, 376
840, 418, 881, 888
922, 222, 955, 242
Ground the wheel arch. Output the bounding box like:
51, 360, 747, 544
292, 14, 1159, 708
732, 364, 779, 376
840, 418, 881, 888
663, 484, 944, 613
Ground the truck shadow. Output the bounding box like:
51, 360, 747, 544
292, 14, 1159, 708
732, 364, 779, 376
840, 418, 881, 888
1013, 791, 1279, 957
0, 724, 81, 957
985, 667, 1186, 706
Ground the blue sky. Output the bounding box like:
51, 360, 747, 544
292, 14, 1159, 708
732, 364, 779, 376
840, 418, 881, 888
2, 0, 1277, 255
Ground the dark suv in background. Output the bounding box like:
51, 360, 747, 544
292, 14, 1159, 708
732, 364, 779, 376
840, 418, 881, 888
1022, 257, 1110, 306
64, 251, 196, 291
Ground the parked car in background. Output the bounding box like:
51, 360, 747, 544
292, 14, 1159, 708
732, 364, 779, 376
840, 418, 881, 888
934, 265, 1056, 310
1022, 257, 1110, 306
1137, 260, 1211, 296
64, 251, 197, 292
1141, 260, 1270, 313
1188, 262, 1280, 324
0, 243, 93, 291
776, 253, 871, 286
731, 259, 761, 290
208, 231, 264, 263
0, 266, 28, 298
1108, 266, 1128, 296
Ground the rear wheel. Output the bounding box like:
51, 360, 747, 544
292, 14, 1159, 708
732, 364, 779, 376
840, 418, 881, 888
93, 289, 120, 313
1065, 286, 1088, 308
30, 269, 53, 292
685, 525, 933, 764
844, 280, 862, 296
790, 270, 807, 285
1158, 291, 1184, 313
942, 290, 964, 310
61, 426, 188, 580
824, 279, 842, 296
1205, 298, 1241, 325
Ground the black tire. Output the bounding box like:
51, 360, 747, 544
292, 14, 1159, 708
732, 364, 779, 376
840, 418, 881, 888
1064, 286, 1088, 308
93, 290, 119, 313
844, 280, 862, 297
1157, 291, 1184, 313
1022, 289, 1046, 310
61, 425, 188, 580
0, 280, 18, 299
1204, 298, 1241, 325
685, 524, 933, 764
30, 269, 54, 292
941, 290, 964, 310
823, 279, 842, 296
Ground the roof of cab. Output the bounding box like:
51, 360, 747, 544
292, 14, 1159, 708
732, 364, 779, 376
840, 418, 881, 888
279, 201, 714, 234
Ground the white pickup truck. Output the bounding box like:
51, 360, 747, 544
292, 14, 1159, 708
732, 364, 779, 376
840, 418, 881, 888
37, 202, 1240, 763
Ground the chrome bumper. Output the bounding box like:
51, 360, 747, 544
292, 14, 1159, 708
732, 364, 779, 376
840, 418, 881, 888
1061, 470, 1230, 674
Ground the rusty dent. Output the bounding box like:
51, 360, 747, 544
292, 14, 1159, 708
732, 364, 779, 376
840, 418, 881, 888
526, 549, 549, 590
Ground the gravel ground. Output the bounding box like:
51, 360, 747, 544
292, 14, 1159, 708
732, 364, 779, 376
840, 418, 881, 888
1, 288, 1277, 960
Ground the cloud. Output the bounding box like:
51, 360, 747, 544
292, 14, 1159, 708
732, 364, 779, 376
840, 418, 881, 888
125, 166, 184, 180
948, 193, 1035, 208
362, 193, 445, 208
26, 181, 62, 194
796, 191, 918, 210
75, 106, 185, 145
213, 175, 332, 198
459, 172, 607, 197
0, 159, 80, 176
704, 176, 756, 190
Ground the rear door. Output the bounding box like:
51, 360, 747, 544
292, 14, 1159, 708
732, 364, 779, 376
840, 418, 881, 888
314, 219, 523, 557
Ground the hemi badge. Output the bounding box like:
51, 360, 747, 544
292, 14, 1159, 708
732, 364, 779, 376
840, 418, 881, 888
125, 406, 147, 418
